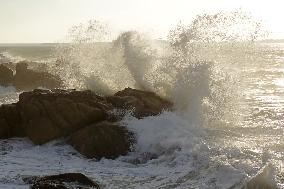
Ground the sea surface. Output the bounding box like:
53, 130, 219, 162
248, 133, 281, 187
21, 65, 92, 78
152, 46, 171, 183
0, 41, 283, 189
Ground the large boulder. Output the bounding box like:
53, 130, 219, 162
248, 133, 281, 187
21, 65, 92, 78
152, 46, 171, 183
13, 62, 62, 90
0, 64, 13, 85
18, 89, 111, 144
23, 173, 100, 189
0, 89, 112, 144
70, 121, 134, 159
0, 88, 172, 159
0, 62, 63, 90
0, 118, 10, 139
0, 104, 25, 138
106, 87, 172, 118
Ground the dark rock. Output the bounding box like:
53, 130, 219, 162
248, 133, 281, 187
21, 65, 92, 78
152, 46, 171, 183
0, 104, 25, 137
4, 62, 17, 71
0, 118, 10, 139
18, 89, 111, 144
26, 117, 62, 145
0, 89, 112, 144
70, 121, 134, 159
0, 62, 63, 90
23, 173, 100, 189
16, 61, 28, 73
13, 62, 63, 91
107, 87, 172, 118
0, 88, 172, 159
0, 64, 13, 85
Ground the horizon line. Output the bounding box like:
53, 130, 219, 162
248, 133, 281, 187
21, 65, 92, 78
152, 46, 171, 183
1, 38, 284, 44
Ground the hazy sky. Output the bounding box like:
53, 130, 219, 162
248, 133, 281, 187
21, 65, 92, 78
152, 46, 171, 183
1, 0, 284, 43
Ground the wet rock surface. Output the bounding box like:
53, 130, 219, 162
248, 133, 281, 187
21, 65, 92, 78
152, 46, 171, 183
18, 89, 110, 144
23, 173, 100, 189
0, 87, 172, 159
107, 88, 173, 118
0, 64, 13, 86
0, 62, 62, 91
70, 121, 134, 159
13, 62, 63, 91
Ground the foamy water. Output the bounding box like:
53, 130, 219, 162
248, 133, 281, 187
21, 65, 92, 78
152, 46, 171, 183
0, 11, 284, 188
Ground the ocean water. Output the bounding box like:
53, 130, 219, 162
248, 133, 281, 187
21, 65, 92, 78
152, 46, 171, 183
0, 43, 56, 62
0, 12, 284, 189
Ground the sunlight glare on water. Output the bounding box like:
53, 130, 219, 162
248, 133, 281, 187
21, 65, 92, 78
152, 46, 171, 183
0, 10, 284, 189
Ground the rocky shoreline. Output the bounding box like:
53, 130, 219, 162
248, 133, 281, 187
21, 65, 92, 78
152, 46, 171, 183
0, 87, 172, 159
0, 62, 62, 91
23, 173, 100, 189
0, 59, 279, 188
0, 60, 173, 188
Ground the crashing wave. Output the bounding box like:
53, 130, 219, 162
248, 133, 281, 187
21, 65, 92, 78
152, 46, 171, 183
1, 9, 282, 188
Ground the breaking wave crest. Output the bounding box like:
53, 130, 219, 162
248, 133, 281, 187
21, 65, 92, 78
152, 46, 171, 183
41, 10, 283, 188
52, 10, 266, 125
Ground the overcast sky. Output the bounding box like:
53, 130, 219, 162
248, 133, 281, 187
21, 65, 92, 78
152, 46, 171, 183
0, 0, 284, 43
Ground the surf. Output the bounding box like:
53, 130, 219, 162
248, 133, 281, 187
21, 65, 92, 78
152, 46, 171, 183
0, 9, 283, 188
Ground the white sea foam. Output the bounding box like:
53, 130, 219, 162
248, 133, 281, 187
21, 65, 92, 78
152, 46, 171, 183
121, 111, 204, 155
0, 86, 18, 105
0, 85, 16, 94
0, 51, 25, 63
0, 10, 283, 188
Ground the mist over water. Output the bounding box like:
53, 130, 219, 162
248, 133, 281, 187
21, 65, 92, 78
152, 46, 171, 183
0, 10, 284, 188
53, 10, 266, 126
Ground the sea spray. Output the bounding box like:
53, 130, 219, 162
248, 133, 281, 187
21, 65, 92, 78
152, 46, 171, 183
0, 86, 18, 105
121, 111, 205, 156
41, 10, 284, 188
166, 10, 268, 126
52, 20, 113, 90
112, 31, 158, 91
52, 10, 266, 126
